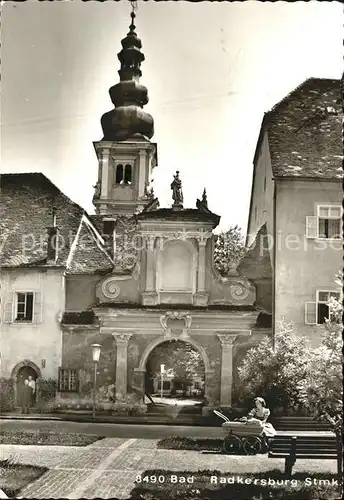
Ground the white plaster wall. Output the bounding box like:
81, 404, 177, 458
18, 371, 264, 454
0, 268, 65, 380
275, 179, 342, 346
246, 131, 274, 257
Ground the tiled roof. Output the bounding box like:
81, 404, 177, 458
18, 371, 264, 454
256, 78, 343, 179
0, 173, 114, 273
88, 215, 105, 234
66, 215, 114, 274
0, 173, 85, 267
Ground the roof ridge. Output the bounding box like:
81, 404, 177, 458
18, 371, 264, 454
268, 77, 342, 116
0, 172, 87, 217
66, 216, 84, 269
66, 215, 114, 270
82, 215, 114, 265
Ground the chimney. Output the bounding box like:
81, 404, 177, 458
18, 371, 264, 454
47, 207, 59, 262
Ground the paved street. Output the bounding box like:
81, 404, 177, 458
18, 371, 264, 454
0, 419, 225, 439
1, 436, 337, 499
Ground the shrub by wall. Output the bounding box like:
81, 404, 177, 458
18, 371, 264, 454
0, 378, 15, 412
37, 378, 57, 413
61, 311, 96, 325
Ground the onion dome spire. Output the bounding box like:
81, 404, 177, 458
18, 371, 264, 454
101, 11, 154, 141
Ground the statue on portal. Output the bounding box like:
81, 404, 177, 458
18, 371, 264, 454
144, 179, 155, 199
92, 181, 101, 202
171, 171, 183, 206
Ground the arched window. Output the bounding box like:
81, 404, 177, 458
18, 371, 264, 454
124, 164, 132, 184
115, 164, 124, 184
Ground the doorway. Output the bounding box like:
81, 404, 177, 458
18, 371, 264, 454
16, 365, 38, 407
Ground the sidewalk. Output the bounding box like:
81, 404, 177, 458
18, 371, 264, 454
0, 412, 210, 426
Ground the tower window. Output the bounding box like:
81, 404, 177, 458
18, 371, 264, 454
115, 164, 133, 185
124, 164, 132, 184
115, 164, 124, 184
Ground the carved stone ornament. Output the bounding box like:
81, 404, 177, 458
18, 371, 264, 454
229, 282, 250, 300
217, 333, 238, 347
113, 215, 139, 274
102, 278, 121, 300
160, 311, 192, 338
112, 333, 133, 345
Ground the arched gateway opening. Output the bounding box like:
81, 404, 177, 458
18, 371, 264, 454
11, 360, 41, 408
142, 339, 207, 415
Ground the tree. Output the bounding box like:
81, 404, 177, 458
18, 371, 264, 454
297, 271, 343, 483
237, 319, 311, 412
213, 225, 246, 276
147, 340, 204, 382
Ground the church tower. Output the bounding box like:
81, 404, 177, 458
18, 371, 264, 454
93, 11, 157, 216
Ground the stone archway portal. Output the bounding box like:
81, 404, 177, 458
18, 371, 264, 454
133, 335, 215, 405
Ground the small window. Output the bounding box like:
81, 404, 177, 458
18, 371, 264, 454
58, 368, 79, 392
115, 164, 124, 184
317, 205, 342, 239
15, 292, 34, 322
124, 164, 132, 184
103, 220, 115, 235
264, 177, 267, 192
316, 290, 340, 324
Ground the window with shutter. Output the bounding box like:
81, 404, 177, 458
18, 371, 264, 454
316, 290, 340, 324
305, 216, 318, 239
317, 205, 342, 239
305, 302, 317, 325
14, 292, 34, 322
33, 291, 43, 324
3, 292, 14, 323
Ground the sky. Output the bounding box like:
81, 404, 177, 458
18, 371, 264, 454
1, 0, 342, 232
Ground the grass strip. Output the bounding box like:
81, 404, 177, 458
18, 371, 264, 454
0, 459, 48, 498
157, 437, 223, 451
0, 431, 103, 446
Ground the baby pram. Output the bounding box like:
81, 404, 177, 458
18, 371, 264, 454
214, 410, 270, 455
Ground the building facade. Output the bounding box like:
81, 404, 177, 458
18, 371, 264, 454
0, 13, 271, 414
242, 78, 342, 345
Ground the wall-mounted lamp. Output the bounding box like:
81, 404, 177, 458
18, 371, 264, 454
41, 359, 46, 368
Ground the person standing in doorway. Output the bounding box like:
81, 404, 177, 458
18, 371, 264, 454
21, 379, 31, 414
28, 375, 36, 406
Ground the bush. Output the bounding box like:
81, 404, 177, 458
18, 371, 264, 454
0, 378, 15, 412
37, 378, 57, 413
237, 319, 311, 412
61, 310, 96, 325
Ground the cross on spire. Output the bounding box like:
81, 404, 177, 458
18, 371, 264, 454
130, 1, 138, 14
